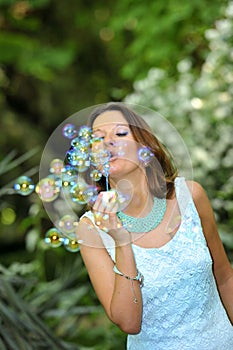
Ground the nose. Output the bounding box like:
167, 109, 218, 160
103, 133, 115, 147
104, 139, 115, 147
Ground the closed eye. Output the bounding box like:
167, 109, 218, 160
92, 133, 104, 139
116, 132, 129, 137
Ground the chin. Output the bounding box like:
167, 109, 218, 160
108, 164, 119, 175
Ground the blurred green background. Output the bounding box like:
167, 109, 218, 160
0, 0, 233, 349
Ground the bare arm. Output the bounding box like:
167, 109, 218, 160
77, 218, 143, 334
188, 181, 233, 323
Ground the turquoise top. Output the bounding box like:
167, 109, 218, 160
81, 177, 233, 349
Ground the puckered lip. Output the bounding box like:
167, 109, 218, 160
108, 149, 117, 161
108, 147, 125, 162
109, 154, 117, 161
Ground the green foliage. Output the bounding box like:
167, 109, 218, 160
125, 1, 233, 256
109, 0, 228, 80
0, 0, 229, 117
0, 265, 77, 349
0, 0, 232, 348
0, 149, 42, 250
0, 32, 75, 80
0, 148, 39, 181
0, 252, 127, 349
0, 148, 126, 349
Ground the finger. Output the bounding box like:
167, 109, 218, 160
100, 195, 119, 214
110, 202, 119, 214
93, 211, 102, 227
94, 200, 113, 216
108, 212, 122, 230
92, 192, 103, 211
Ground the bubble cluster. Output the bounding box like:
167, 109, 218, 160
13, 124, 113, 252
44, 227, 81, 252
13, 121, 158, 252
37, 125, 110, 205
11, 101, 194, 253
78, 125, 92, 141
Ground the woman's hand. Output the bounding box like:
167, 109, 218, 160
92, 191, 131, 245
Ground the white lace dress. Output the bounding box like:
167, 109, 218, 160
81, 177, 233, 349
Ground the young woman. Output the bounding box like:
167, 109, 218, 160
76, 103, 233, 349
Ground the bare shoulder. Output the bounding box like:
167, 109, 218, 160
185, 180, 211, 218
185, 180, 217, 241
186, 180, 207, 202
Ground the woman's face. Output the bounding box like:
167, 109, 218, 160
92, 110, 142, 179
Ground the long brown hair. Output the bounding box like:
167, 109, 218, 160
87, 102, 178, 199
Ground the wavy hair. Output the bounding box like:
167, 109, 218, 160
87, 103, 178, 199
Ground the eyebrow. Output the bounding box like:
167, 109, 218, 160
93, 123, 129, 132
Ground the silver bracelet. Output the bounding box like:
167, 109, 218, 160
113, 265, 144, 303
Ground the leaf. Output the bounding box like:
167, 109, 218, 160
0, 277, 76, 349
0, 147, 40, 176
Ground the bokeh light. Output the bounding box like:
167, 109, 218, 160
1, 207, 16, 225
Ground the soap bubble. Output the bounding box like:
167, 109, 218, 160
35, 177, 60, 202
44, 228, 63, 248
62, 165, 78, 177
138, 146, 154, 166
90, 169, 102, 181
66, 148, 89, 168
83, 185, 98, 204
14, 176, 35, 196
77, 141, 90, 156
102, 163, 110, 177
90, 138, 111, 169
90, 137, 103, 151
100, 189, 129, 212
58, 214, 78, 234
101, 189, 118, 205
71, 137, 81, 148
47, 174, 63, 187
70, 182, 88, 204
76, 159, 89, 173
71, 139, 89, 155
62, 123, 77, 139
66, 149, 81, 166
61, 173, 77, 190
63, 234, 80, 252
49, 159, 64, 175
90, 149, 110, 166
78, 125, 92, 141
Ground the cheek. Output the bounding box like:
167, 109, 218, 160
126, 146, 140, 166
116, 140, 139, 161
110, 153, 140, 174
